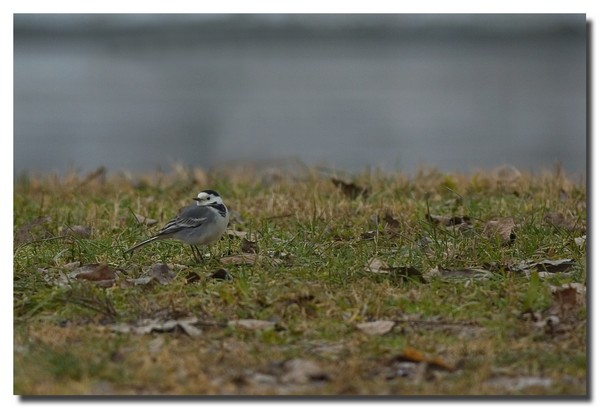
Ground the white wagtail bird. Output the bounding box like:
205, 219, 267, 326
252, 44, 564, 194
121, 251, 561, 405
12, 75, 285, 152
125, 190, 229, 261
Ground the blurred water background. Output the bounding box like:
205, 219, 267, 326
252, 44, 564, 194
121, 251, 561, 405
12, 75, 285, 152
14, 14, 586, 178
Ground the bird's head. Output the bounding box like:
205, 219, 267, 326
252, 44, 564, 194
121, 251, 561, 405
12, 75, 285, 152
193, 190, 224, 206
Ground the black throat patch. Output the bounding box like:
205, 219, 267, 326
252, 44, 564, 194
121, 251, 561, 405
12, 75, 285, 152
209, 203, 227, 218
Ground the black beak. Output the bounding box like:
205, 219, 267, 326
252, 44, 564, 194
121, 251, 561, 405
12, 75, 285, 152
193, 197, 201, 201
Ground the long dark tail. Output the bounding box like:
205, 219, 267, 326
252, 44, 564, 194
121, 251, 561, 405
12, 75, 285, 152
124, 236, 161, 254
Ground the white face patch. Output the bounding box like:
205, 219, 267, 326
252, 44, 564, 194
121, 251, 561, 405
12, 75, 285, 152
195, 192, 220, 206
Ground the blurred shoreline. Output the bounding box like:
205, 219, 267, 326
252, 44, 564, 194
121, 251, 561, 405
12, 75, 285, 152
14, 14, 586, 177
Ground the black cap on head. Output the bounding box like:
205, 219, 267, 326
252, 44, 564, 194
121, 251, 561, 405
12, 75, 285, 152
201, 189, 220, 197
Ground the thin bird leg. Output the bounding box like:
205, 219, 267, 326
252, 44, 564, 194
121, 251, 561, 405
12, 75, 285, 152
190, 245, 204, 263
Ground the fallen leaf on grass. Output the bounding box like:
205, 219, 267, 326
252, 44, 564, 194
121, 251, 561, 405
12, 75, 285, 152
185, 271, 201, 284
241, 238, 259, 253
544, 212, 582, 232
127, 263, 175, 286
383, 212, 401, 229
331, 177, 370, 199
149, 263, 175, 284
522, 283, 585, 336
511, 258, 576, 277
59, 225, 92, 239
366, 257, 389, 273
185, 266, 229, 284
228, 319, 275, 330
209, 268, 233, 280
550, 283, 586, 310
536, 258, 576, 273
426, 213, 471, 227
221, 253, 260, 266
42, 263, 118, 288
367, 212, 402, 238
74, 264, 117, 287
545, 283, 586, 332
552, 287, 577, 309
382, 348, 454, 381
392, 347, 455, 372
356, 320, 395, 335
111, 316, 202, 338
483, 217, 516, 245
574, 235, 586, 247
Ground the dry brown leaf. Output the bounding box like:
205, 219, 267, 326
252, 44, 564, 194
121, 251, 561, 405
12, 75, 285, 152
426, 213, 471, 230
209, 268, 233, 280
550, 283, 586, 309
241, 237, 259, 254
552, 287, 578, 309
126, 276, 155, 286
331, 177, 370, 199
483, 217, 516, 245
544, 212, 582, 232
228, 319, 275, 330
522, 282, 585, 336
149, 263, 175, 285
221, 253, 260, 266
553, 282, 586, 295
74, 264, 117, 288
393, 347, 455, 372
40, 268, 70, 287
185, 271, 201, 284
383, 212, 401, 229
398, 346, 426, 363
356, 320, 395, 335
365, 213, 402, 238
127, 263, 175, 286
530, 258, 575, 273
59, 225, 92, 238
43, 263, 119, 288
365, 257, 389, 273
511, 258, 576, 277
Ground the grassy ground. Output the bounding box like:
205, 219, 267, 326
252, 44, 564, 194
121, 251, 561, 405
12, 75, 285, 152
13, 165, 586, 395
